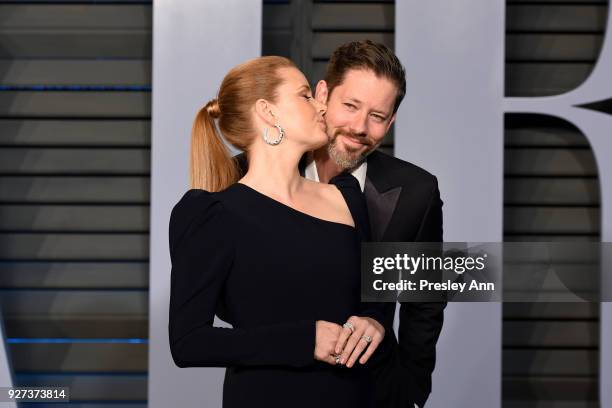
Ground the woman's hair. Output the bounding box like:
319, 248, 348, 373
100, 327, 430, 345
190, 55, 296, 191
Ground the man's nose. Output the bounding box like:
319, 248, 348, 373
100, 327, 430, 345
349, 111, 368, 136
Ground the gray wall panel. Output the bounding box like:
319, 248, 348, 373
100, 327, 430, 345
0, 120, 151, 146
0, 60, 150, 86
504, 350, 598, 376
5, 317, 148, 338
312, 32, 393, 58
504, 178, 599, 205
506, 35, 602, 61
0, 177, 150, 203
9, 343, 147, 372
0, 205, 149, 231
0, 5, 151, 28
506, 64, 595, 96
503, 321, 598, 347
0, 233, 148, 260
504, 303, 599, 320
0, 1, 153, 404
504, 207, 600, 234
312, 3, 393, 30
506, 5, 607, 32
505, 128, 591, 147
0, 92, 151, 117
0, 261, 148, 288
503, 377, 597, 401
0, 30, 151, 58
0, 291, 147, 316
505, 148, 598, 176
16, 373, 147, 401
0, 148, 150, 175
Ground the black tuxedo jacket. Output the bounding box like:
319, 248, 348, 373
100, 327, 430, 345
361, 150, 445, 408
235, 150, 445, 407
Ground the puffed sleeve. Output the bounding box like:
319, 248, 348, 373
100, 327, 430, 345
168, 190, 316, 368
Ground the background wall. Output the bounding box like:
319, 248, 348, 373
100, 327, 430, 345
148, 1, 261, 408
0, 0, 607, 407
0, 2, 153, 406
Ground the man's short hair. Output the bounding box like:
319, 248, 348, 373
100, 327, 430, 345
324, 40, 406, 114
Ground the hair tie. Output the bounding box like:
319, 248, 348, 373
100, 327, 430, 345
205, 98, 220, 119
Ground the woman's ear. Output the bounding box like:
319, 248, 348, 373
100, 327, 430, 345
315, 80, 328, 105
254, 99, 277, 126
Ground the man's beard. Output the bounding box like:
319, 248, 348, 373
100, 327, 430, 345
327, 131, 373, 170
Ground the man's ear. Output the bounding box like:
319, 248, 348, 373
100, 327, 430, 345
254, 99, 276, 126
314, 80, 328, 105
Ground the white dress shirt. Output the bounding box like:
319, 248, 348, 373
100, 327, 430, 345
304, 158, 367, 192
304, 156, 420, 408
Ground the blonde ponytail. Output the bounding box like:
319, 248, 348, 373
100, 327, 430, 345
189, 99, 239, 192
189, 56, 296, 191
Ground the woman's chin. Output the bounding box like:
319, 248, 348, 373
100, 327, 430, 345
311, 132, 329, 149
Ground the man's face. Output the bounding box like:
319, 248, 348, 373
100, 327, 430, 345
316, 69, 397, 169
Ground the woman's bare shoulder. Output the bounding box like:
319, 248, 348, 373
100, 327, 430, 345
301, 178, 353, 226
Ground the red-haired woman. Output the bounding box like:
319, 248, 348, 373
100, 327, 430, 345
168, 56, 387, 408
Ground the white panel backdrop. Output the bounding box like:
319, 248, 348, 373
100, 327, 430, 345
395, 1, 505, 407
148, 2, 261, 407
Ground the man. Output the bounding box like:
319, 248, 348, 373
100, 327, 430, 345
237, 40, 445, 406
309, 40, 446, 408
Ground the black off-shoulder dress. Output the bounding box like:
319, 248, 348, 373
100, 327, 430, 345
168, 175, 386, 408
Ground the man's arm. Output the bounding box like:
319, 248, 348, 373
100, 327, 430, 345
398, 178, 446, 407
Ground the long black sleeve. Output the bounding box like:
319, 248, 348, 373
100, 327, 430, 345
168, 190, 316, 368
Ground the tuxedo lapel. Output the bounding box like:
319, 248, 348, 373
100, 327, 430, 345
364, 178, 401, 241
364, 151, 404, 241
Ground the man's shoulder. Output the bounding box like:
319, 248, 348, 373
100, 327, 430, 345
367, 150, 438, 189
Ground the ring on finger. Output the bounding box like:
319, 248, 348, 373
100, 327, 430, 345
343, 322, 355, 333
361, 335, 372, 344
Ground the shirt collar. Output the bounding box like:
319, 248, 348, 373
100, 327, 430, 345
304, 155, 367, 192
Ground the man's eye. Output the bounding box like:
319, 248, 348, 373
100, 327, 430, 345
344, 103, 356, 110
303, 95, 313, 100
371, 115, 385, 122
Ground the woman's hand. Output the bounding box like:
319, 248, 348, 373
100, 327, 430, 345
314, 320, 343, 365
334, 316, 385, 368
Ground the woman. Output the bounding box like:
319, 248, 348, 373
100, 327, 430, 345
168, 56, 387, 408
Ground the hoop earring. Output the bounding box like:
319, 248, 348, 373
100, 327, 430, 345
263, 123, 284, 145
